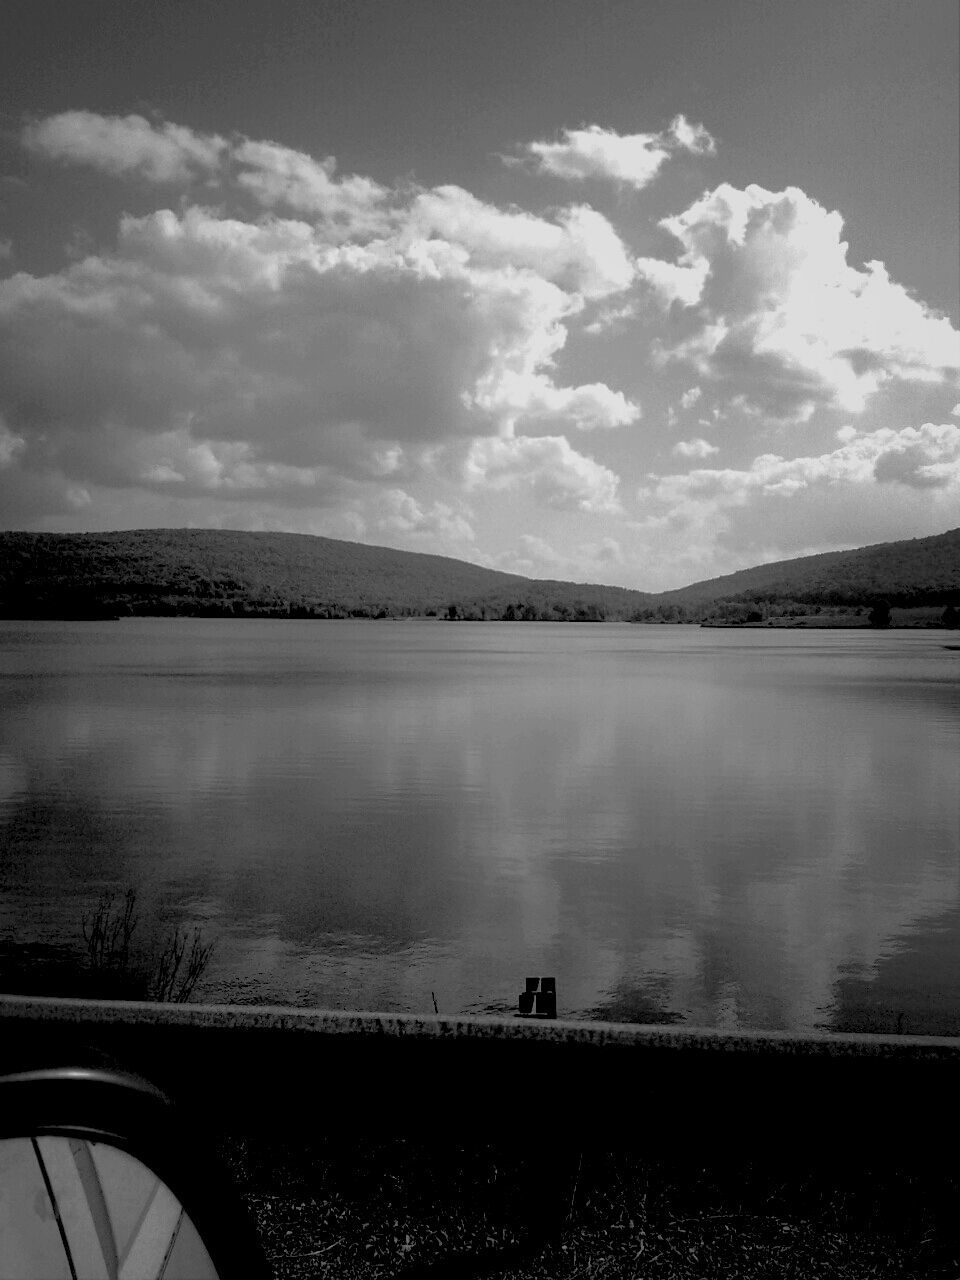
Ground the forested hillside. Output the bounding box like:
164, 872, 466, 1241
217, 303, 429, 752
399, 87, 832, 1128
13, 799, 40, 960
631, 527, 960, 623
0, 526, 957, 623
664, 528, 960, 607
0, 529, 652, 621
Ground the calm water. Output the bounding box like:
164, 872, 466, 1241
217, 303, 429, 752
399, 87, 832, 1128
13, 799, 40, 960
1, 619, 958, 1034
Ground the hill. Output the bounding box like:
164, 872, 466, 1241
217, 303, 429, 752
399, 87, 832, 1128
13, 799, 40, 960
661, 528, 960, 607
0, 527, 957, 623
645, 527, 960, 621
0, 529, 652, 621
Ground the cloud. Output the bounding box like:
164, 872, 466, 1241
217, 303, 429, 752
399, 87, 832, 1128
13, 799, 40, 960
582, 299, 638, 335
464, 435, 620, 512
2, 113, 639, 525
643, 184, 960, 421
3, 205, 530, 457
21, 112, 639, 291
649, 423, 960, 506
233, 138, 390, 233
468, 372, 639, 432
487, 533, 624, 580
667, 114, 717, 156
407, 187, 634, 299
870, 422, 960, 489
23, 111, 227, 183
11, 108, 956, 573
672, 437, 719, 459
373, 489, 475, 542
0, 418, 26, 465
634, 257, 709, 308
519, 115, 715, 189
633, 423, 960, 568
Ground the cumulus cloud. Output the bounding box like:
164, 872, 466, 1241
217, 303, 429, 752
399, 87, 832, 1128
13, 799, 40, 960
489, 532, 625, 580
468, 372, 639, 432
672, 437, 718, 459
464, 435, 620, 512
646, 423, 960, 510
643, 184, 960, 421
23, 111, 227, 183
233, 138, 390, 233
635, 422, 960, 565
407, 188, 634, 299
11, 108, 957, 570
21, 112, 639, 284
0, 419, 26, 465
667, 114, 717, 156
2, 205, 538, 456
869, 422, 960, 489
373, 489, 475, 542
3, 113, 641, 526
519, 115, 715, 189
634, 257, 709, 308
23, 112, 390, 239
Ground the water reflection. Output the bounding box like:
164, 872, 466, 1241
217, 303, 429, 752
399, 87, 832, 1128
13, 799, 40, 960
1, 620, 957, 1031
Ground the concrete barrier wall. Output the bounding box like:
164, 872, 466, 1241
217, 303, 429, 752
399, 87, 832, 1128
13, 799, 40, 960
3, 994, 958, 1155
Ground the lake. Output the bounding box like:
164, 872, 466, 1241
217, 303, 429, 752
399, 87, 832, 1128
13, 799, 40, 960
1, 619, 958, 1034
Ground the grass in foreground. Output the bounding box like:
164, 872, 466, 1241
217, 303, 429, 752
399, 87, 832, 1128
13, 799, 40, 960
219, 1135, 958, 1279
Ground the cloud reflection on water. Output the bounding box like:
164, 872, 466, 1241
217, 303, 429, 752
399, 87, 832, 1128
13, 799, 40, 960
0, 621, 957, 1031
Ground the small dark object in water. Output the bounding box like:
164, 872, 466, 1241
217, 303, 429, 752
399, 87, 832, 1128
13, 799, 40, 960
518, 976, 557, 1019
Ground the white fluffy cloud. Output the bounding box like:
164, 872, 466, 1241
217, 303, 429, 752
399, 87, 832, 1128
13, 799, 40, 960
407, 187, 634, 299
489, 532, 624, 579
635, 423, 960, 565
373, 489, 475, 542
649, 423, 960, 506
672, 437, 718, 460
640, 184, 960, 421
520, 115, 715, 189
23, 111, 227, 183
9, 108, 958, 579
0, 418, 25, 465
468, 372, 639, 432
233, 138, 390, 234
4, 113, 643, 526
464, 435, 620, 513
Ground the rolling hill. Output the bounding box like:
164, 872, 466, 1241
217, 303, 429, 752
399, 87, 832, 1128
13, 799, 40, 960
0, 526, 957, 623
0, 528, 652, 621
656, 527, 960, 609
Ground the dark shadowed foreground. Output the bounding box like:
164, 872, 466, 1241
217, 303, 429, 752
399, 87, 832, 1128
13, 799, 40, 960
2, 997, 957, 1278
223, 1135, 958, 1279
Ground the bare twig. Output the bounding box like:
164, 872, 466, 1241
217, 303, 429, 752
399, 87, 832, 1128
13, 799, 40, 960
80, 889, 214, 1002
151, 926, 215, 1003
568, 1150, 584, 1222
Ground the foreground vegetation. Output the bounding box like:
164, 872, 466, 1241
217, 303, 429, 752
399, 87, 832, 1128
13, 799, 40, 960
222, 1134, 959, 1278
0, 526, 957, 625
0, 889, 214, 1003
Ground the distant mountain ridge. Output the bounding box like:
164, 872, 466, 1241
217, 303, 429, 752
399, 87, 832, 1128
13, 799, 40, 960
657, 527, 960, 608
0, 528, 651, 621
0, 526, 957, 622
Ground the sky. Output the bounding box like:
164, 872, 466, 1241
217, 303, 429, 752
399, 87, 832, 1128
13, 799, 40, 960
1, 0, 958, 590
